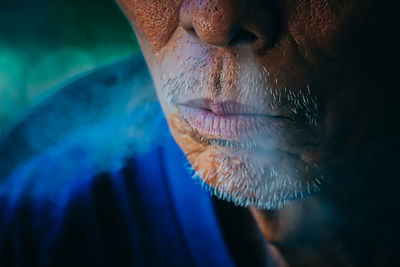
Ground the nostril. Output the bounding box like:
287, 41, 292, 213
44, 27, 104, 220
228, 29, 257, 46
187, 27, 197, 37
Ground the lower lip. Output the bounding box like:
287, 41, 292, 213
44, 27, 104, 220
178, 105, 277, 141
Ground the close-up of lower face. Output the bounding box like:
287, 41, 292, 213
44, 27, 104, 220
116, 0, 384, 210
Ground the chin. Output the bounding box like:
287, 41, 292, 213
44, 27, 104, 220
168, 112, 325, 210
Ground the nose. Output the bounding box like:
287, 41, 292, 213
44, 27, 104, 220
179, 0, 279, 51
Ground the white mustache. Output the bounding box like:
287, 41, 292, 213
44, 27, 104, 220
160, 55, 320, 126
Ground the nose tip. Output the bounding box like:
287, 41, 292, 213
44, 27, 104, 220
180, 0, 241, 46
179, 0, 278, 51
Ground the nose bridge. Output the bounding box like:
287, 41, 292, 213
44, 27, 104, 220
180, 0, 278, 51
180, 0, 241, 46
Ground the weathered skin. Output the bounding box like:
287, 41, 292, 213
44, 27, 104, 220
116, 0, 398, 266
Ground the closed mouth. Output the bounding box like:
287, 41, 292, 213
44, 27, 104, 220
177, 99, 293, 144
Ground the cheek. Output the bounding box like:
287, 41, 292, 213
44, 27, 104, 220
117, 0, 184, 52
286, 0, 362, 59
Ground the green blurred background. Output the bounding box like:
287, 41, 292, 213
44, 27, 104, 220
0, 0, 139, 128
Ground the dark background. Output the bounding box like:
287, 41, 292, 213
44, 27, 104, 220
0, 0, 138, 128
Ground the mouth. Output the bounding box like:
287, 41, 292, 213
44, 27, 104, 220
177, 99, 293, 144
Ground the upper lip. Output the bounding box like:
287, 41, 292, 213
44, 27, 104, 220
179, 98, 290, 118
180, 99, 266, 115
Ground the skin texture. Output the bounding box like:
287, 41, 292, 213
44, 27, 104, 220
116, 0, 399, 266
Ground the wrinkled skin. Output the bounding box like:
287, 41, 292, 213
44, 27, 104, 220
117, 0, 399, 266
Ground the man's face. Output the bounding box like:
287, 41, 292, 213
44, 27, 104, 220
117, 0, 376, 209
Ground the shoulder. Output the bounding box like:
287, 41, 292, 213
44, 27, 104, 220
0, 54, 160, 182
0, 52, 166, 226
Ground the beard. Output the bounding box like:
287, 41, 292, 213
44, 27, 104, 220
159, 51, 324, 210
186, 146, 325, 210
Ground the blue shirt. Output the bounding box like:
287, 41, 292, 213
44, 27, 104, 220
0, 56, 235, 267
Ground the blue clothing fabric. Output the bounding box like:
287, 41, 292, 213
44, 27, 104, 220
0, 117, 234, 267
0, 55, 235, 267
